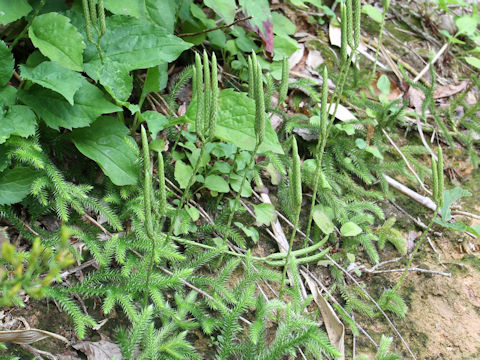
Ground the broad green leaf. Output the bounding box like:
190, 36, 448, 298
366, 146, 383, 159
144, 0, 179, 33
313, 208, 334, 234
355, 138, 367, 149
144, 111, 168, 138
0, 85, 16, 106
0, 40, 14, 86
186, 206, 200, 221
253, 203, 276, 227
441, 187, 472, 221
0, 167, 37, 205
340, 222, 362, 237
273, 35, 299, 61
19, 61, 84, 104
211, 161, 231, 174
204, 0, 236, 24
143, 64, 168, 94
0, 105, 37, 144
18, 82, 121, 130
465, 56, 480, 69
97, 59, 133, 102
84, 16, 192, 74
0, 0, 32, 25
362, 5, 383, 23
71, 117, 139, 186
455, 15, 478, 36
229, 173, 253, 197
185, 89, 284, 154
29, 13, 85, 71
205, 175, 230, 193
272, 12, 296, 37
174, 160, 193, 189
377, 74, 390, 95
104, 0, 143, 18
235, 222, 259, 243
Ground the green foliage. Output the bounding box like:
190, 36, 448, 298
1, 1, 478, 358
0, 228, 73, 306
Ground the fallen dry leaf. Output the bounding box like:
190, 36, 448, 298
370, 75, 403, 101
289, 43, 305, 70
320, 103, 356, 122
303, 273, 345, 360
73, 340, 123, 360
406, 87, 425, 115
433, 80, 469, 99
305, 49, 324, 70
0, 329, 69, 345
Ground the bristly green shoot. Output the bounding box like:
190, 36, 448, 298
346, 0, 354, 47
164, 51, 218, 245
82, 0, 106, 62
226, 53, 265, 229
431, 157, 439, 205
254, 55, 266, 146
203, 50, 212, 136
278, 56, 289, 106
304, 66, 330, 247
279, 136, 302, 300
353, 0, 361, 49
247, 56, 254, 99
340, 2, 348, 64
194, 53, 204, 140
208, 52, 218, 141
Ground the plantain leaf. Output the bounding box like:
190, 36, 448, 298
29, 13, 85, 71
0, 0, 32, 25
70, 117, 139, 186
185, 89, 284, 154
0, 167, 37, 205
19, 61, 84, 104
18, 82, 121, 130
0, 40, 14, 86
